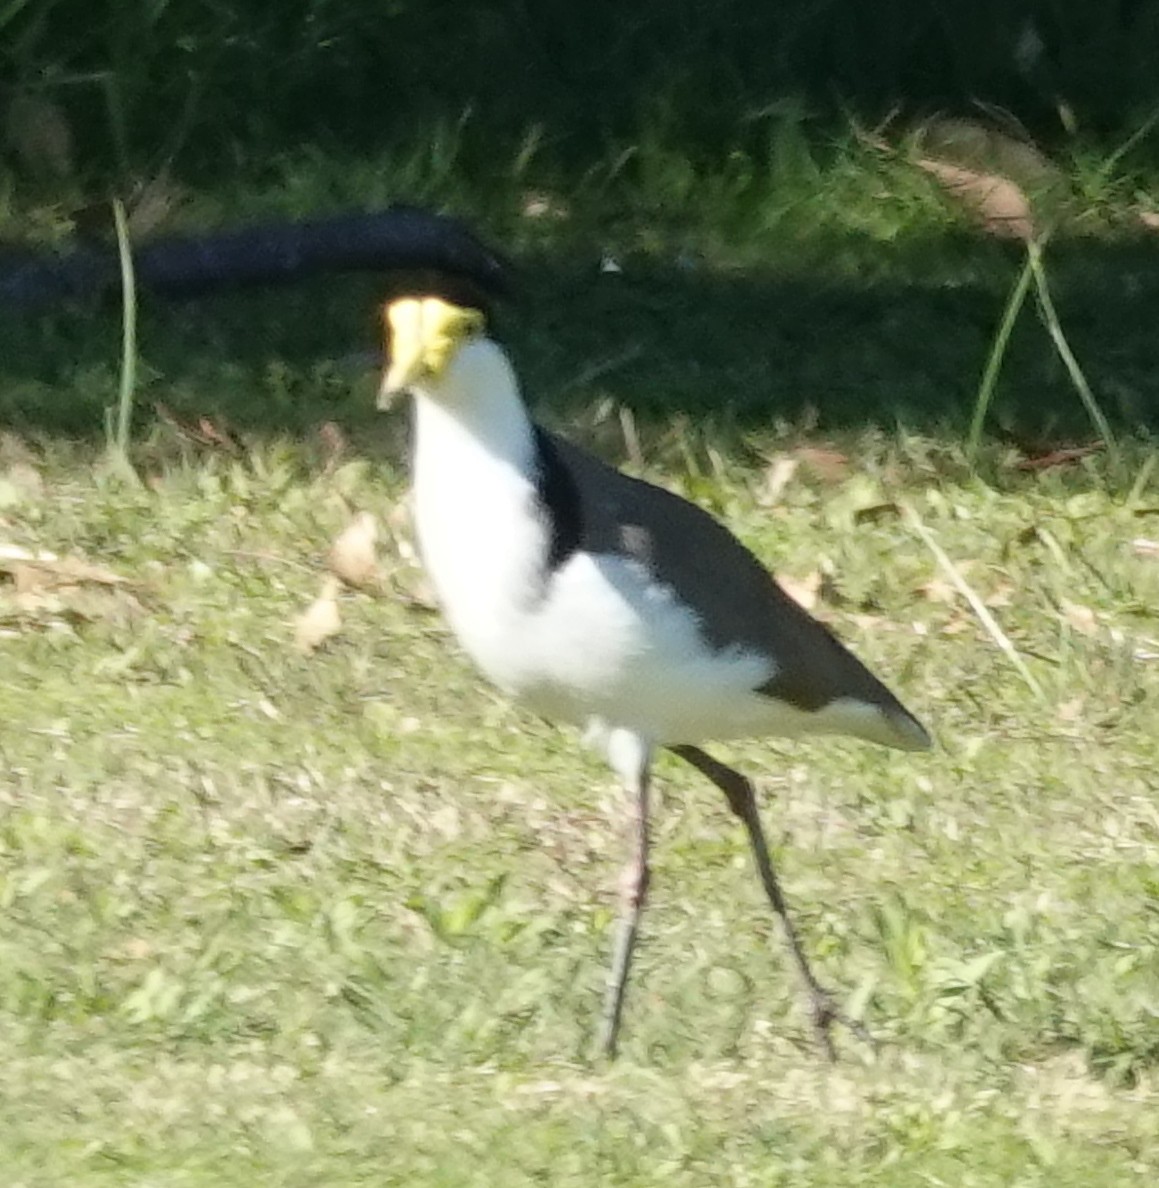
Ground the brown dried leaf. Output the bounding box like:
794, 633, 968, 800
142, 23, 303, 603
154, 404, 242, 453
295, 578, 342, 653
328, 511, 383, 591
1, 546, 135, 628
1139, 209, 1159, 231
8, 556, 130, 594
0, 583, 144, 631
917, 157, 1035, 241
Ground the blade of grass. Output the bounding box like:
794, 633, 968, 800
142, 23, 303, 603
1095, 106, 1159, 185
105, 196, 141, 485
1125, 452, 1157, 509
967, 247, 1035, 463
1027, 241, 1119, 466
902, 501, 1045, 700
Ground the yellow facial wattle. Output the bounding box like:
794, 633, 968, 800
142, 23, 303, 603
379, 296, 484, 407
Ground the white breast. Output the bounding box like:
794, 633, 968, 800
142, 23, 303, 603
412, 406, 546, 681
407, 341, 858, 748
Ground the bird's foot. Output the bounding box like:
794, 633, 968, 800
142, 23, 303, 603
807, 983, 874, 1063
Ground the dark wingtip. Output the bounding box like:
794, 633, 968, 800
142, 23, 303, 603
885, 706, 933, 752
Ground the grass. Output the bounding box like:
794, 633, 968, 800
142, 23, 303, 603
8, 1, 1159, 186
7, 109, 1159, 444
3, 123, 1159, 1182
2, 420, 1159, 1184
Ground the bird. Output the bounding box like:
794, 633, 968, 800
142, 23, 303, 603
378, 294, 930, 1060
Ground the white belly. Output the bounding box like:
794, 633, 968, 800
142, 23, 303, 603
419, 498, 780, 744
422, 519, 902, 747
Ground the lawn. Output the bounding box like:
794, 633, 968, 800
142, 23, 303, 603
2, 137, 1159, 1184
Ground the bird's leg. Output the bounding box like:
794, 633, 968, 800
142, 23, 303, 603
669, 745, 870, 1061
598, 738, 652, 1059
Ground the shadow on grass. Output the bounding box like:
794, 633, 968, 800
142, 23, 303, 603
3, 230, 1159, 446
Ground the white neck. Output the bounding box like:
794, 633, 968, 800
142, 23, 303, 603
407, 338, 551, 681
410, 338, 537, 482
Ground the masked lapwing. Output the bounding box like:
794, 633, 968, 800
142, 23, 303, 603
379, 295, 930, 1060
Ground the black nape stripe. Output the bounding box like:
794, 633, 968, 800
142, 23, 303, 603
532, 425, 584, 571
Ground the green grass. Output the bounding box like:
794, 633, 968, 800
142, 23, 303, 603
3, 122, 1159, 1182
2, 413, 1159, 1183
7, 0, 1159, 187
7, 115, 1159, 444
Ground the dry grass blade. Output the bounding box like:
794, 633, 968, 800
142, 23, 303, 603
552, 345, 643, 398
1, 545, 142, 631
0, 548, 130, 591
967, 247, 1036, 463
618, 405, 643, 468
760, 456, 799, 505
902, 502, 1044, 699
1013, 444, 1105, 472
1026, 244, 1119, 465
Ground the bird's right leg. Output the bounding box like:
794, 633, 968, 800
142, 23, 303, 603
669, 744, 870, 1061
598, 730, 652, 1059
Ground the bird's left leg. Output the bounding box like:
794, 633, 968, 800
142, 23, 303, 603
598, 730, 653, 1059
669, 744, 870, 1061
